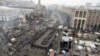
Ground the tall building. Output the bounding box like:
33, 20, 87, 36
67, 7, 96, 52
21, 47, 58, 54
34, 0, 46, 19
72, 6, 100, 32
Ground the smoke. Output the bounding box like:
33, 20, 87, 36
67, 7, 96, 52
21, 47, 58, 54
46, 5, 70, 26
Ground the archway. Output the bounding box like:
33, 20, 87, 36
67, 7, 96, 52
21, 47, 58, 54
74, 19, 77, 29
81, 20, 85, 30
98, 24, 100, 32
77, 19, 81, 30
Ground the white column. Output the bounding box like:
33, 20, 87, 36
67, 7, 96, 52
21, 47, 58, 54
80, 11, 84, 30
89, 11, 93, 28
76, 11, 80, 29
73, 11, 76, 28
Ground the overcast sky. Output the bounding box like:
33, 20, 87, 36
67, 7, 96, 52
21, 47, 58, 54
25, 0, 100, 6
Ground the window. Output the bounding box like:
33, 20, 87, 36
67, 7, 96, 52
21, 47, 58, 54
79, 11, 82, 17
89, 13, 92, 18
75, 11, 79, 17
83, 11, 87, 17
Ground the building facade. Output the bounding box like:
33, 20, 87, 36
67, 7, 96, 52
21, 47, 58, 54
72, 6, 100, 32
0, 6, 33, 29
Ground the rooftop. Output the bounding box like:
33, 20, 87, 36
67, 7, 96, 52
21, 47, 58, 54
74, 6, 100, 10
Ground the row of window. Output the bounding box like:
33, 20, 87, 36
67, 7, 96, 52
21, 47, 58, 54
88, 12, 100, 19
75, 11, 87, 18
74, 19, 85, 30
87, 24, 100, 31
0, 16, 20, 21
